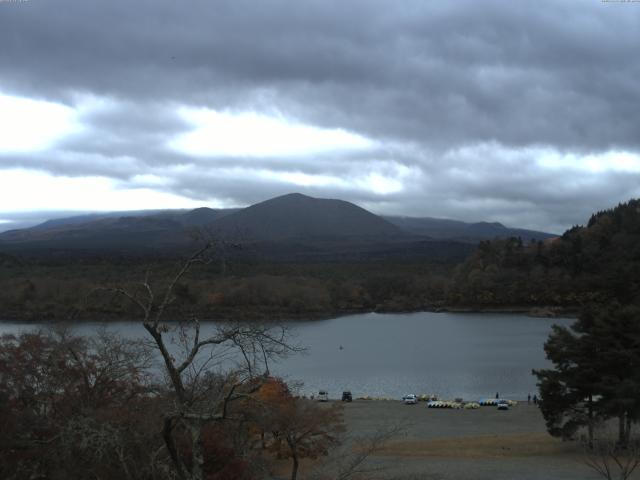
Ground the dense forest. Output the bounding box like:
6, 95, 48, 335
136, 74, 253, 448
0, 253, 457, 321
0, 200, 638, 321
449, 199, 640, 310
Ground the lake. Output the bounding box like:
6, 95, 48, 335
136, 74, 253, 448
0, 311, 571, 401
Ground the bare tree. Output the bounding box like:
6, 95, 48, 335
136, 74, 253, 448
266, 398, 345, 480
113, 243, 300, 480
583, 437, 640, 480
308, 423, 406, 480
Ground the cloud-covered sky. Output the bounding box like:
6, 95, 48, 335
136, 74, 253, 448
1, 0, 639, 233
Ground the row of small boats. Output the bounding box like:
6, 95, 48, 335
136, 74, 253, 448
354, 395, 518, 408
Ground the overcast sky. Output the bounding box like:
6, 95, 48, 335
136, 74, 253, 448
1, 0, 639, 233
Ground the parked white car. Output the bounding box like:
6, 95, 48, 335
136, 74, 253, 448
317, 390, 329, 402
403, 394, 418, 405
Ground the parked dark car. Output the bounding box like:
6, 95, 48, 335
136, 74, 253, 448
341, 391, 353, 402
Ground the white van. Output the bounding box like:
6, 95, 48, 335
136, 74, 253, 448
317, 390, 329, 402
403, 394, 418, 405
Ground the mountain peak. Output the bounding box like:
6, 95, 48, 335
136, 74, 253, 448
188, 207, 215, 213
263, 193, 317, 204
276, 192, 310, 199
212, 193, 401, 241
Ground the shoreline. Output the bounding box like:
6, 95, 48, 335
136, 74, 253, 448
0, 304, 578, 324
0, 305, 350, 324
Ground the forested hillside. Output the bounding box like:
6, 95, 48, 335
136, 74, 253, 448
1, 200, 637, 321
448, 199, 640, 309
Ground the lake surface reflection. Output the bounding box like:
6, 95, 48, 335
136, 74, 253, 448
0, 312, 571, 401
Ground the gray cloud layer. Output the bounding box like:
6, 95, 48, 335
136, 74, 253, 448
1, 0, 639, 232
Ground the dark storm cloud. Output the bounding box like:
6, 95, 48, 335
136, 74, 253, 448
1, 0, 639, 231
2, 0, 638, 150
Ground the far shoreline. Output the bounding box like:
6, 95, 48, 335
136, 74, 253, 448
0, 304, 579, 324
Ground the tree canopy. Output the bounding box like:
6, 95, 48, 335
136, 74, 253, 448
451, 199, 640, 309
534, 303, 640, 447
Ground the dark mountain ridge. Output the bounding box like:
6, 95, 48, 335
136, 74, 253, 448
383, 215, 556, 243
0, 193, 556, 258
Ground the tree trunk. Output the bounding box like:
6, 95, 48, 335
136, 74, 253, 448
587, 395, 594, 449
618, 412, 627, 448
189, 422, 205, 480
144, 323, 186, 401
290, 453, 299, 480
163, 417, 186, 480
625, 412, 632, 446
287, 436, 299, 480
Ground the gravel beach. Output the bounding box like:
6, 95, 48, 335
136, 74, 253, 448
333, 400, 638, 480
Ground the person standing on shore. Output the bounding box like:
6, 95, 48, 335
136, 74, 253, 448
528, 394, 531, 404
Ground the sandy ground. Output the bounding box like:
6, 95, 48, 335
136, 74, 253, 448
326, 400, 640, 480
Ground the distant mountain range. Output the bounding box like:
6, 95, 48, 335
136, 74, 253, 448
0, 193, 556, 257
383, 215, 555, 243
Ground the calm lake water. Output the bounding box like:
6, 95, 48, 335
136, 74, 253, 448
0, 312, 571, 401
